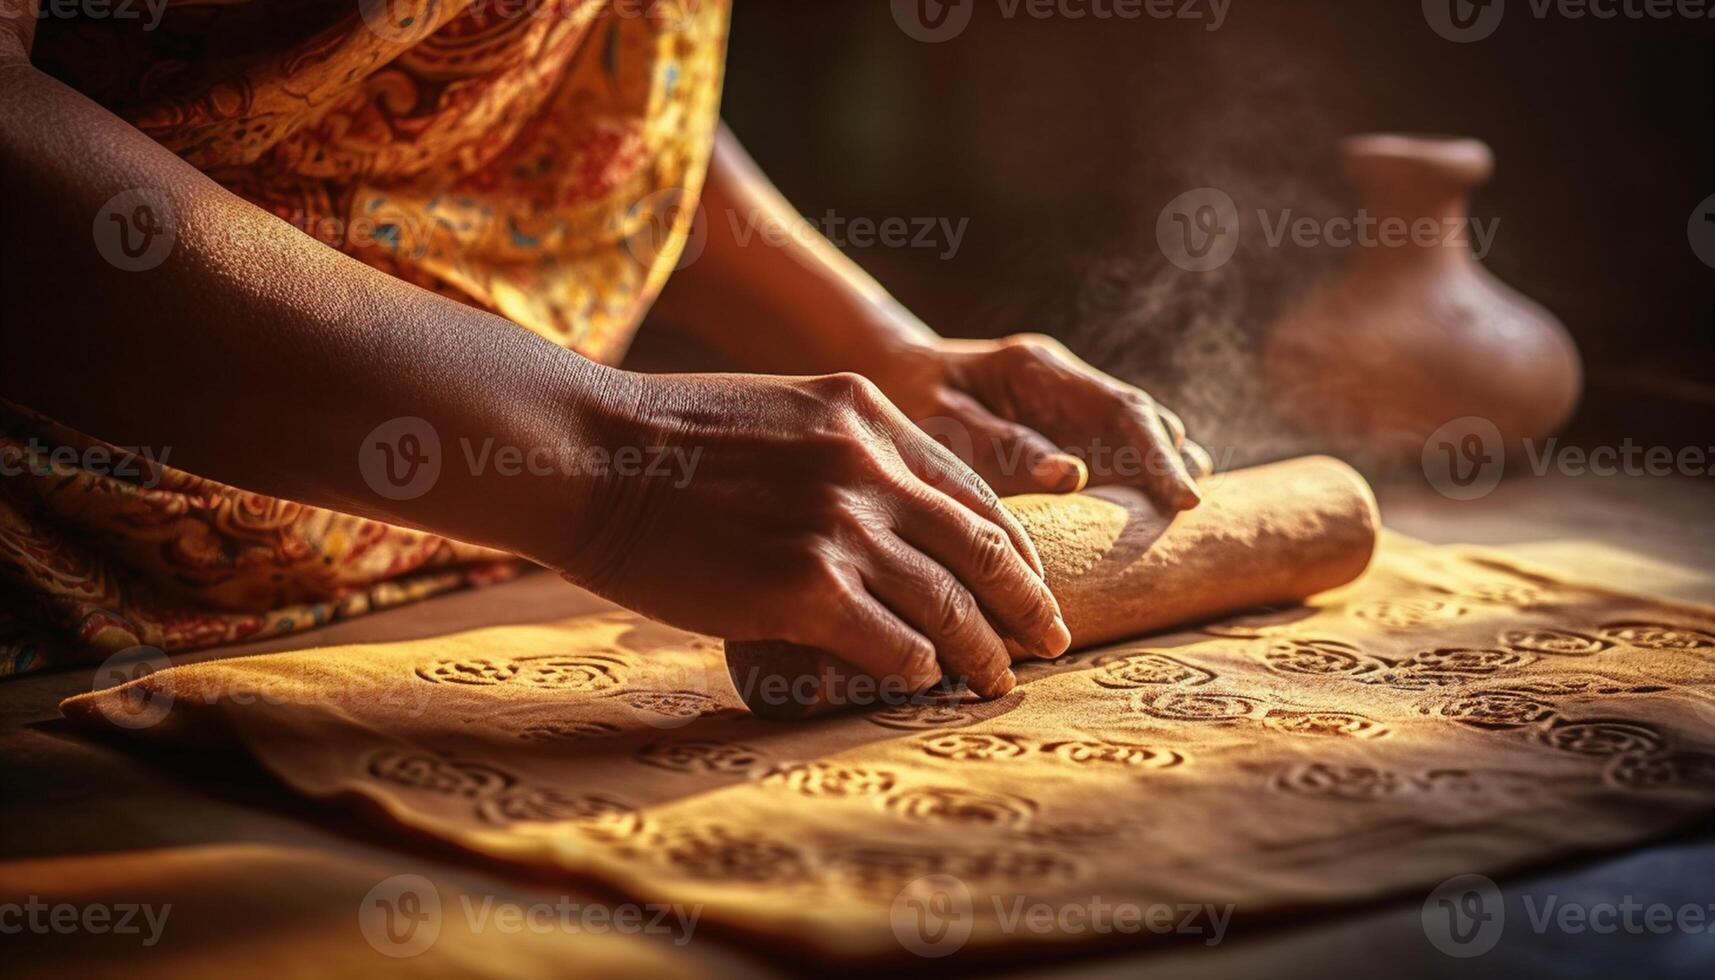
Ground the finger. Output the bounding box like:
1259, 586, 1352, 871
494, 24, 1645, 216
892, 484, 1070, 660
1121, 395, 1202, 510
938, 390, 1085, 495
1156, 405, 1188, 450
1181, 439, 1214, 479
894, 424, 1048, 580
862, 533, 1016, 696
804, 570, 944, 694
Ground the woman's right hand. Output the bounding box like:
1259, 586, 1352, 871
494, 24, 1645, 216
545, 370, 1071, 699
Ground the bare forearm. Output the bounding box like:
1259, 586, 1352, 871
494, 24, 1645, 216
0, 54, 631, 562
652, 125, 936, 376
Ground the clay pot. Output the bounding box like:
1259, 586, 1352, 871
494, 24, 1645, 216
1263, 134, 1582, 462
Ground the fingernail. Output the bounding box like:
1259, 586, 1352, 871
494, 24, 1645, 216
1062, 455, 1090, 493
1177, 477, 1203, 509
1038, 616, 1072, 658
1031, 454, 1086, 493
987, 668, 1017, 697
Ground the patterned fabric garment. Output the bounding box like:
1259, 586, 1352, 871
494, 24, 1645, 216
2, 0, 730, 676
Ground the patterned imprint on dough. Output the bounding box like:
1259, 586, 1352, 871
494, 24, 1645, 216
1134, 690, 1263, 721
1605, 751, 1715, 790
1435, 690, 1559, 728
1461, 583, 1547, 608
865, 687, 1016, 730
621, 690, 721, 719
1262, 638, 1371, 675
416, 657, 519, 685
636, 739, 765, 775
1497, 676, 1668, 697
1356, 648, 1538, 690
648, 824, 809, 883
1020, 820, 1135, 848
823, 845, 1079, 897
365, 750, 514, 798
883, 786, 1037, 829
918, 732, 1032, 760
1498, 628, 1611, 657
1092, 652, 1216, 689
1599, 622, 1715, 651
1274, 763, 1407, 801
1263, 709, 1390, 739
1538, 719, 1667, 757
1042, 739, 1185, 768
512, 720, 622, 742
760, 762, 897, 797
512, 653, 627, 691
1351, 598, 1467, 629
476, 788, 638, 829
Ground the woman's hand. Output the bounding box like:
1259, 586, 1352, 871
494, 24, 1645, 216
857, 333, 1214, 507
546, 370, 1072, 698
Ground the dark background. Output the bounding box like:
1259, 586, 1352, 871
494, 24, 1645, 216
716, 0, 1715, 462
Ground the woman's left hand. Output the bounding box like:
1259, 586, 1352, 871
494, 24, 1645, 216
863, 333, 1213, 507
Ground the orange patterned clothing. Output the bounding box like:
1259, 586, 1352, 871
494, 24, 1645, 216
2, 0, 729, 676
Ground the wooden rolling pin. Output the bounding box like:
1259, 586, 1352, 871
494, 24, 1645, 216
724, 455, 1379, 720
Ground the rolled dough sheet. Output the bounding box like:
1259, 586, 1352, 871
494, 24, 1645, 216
61, 539, 1715, 963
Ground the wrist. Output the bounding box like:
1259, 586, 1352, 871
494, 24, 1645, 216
481, 353, 648, 575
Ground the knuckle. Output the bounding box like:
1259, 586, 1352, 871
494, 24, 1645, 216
1008, 332, 1059, 355
828, 371, 881, 405
928, 579, 978, 639
968, 522, 1014, 579
1122, 387, 1158, 415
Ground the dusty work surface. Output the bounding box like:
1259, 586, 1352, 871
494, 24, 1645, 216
4, 471, 1713, 978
